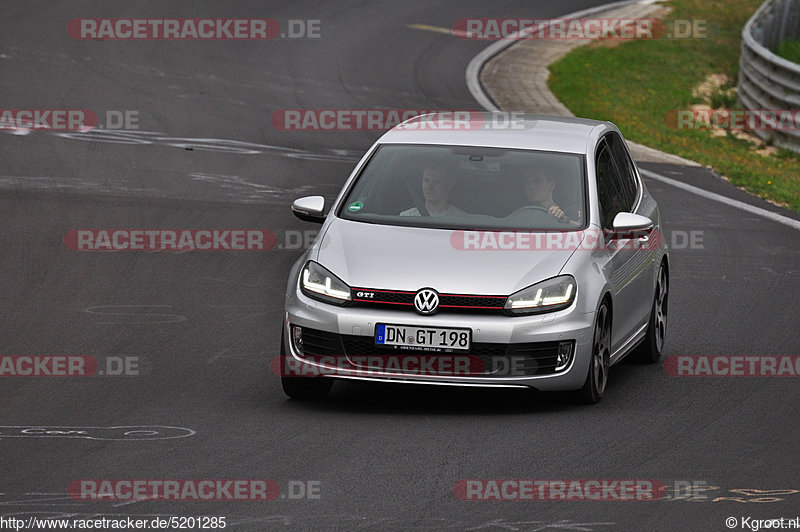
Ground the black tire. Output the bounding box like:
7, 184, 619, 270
634, 263, 668, 364
579, 301, 611, 404
279, 328, 332, 400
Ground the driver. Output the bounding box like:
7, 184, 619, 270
521, 172, 580, 225
400, 166, 466, 217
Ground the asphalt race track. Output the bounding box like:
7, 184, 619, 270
2, 1, 799, 530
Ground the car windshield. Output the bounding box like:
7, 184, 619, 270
338, 144, 586, 231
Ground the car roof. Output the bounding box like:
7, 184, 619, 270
377, 113, 609, 154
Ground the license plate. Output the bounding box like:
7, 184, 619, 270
375, 324, 471, 352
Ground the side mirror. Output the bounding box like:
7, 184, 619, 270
611, 212, 654, 235
291, 196, 326, 224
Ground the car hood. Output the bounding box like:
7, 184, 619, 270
314, 219, 583, 295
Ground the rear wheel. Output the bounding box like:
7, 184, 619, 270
279, 328, 332, 400
579, 301, 611, 404
634, 263, 668, 363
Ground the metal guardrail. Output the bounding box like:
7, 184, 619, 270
738, 0, 800, 152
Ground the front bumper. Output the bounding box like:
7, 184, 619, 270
283, 288, 595, 391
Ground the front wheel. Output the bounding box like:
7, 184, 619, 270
579, 301, 611, 404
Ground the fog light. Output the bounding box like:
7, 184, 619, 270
291, 325, 304, 356
555, 341, 574, 371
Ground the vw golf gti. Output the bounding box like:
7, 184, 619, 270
279, 113, 669, 403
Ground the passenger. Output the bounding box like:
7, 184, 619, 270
400, 166, 466, 217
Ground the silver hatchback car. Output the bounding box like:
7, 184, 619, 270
279, 114, 668, 403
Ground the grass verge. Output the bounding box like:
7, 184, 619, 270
548, 0, 800, 213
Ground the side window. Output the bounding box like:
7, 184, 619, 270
606, 133, 638, 210
595, 142, 626, 228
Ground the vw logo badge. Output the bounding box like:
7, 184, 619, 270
414, 288, 439, 315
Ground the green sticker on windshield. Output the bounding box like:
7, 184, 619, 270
348, 201, 363, 212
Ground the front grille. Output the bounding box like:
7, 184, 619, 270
439, 294, 506, 310
351, 287, 506, 314
299, 327, 563, 376
340, 335, 382, 358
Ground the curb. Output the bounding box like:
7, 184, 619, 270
466, 0, 702, 167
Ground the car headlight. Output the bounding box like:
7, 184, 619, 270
504, 275, 576, 315
300, 261, 352, 305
